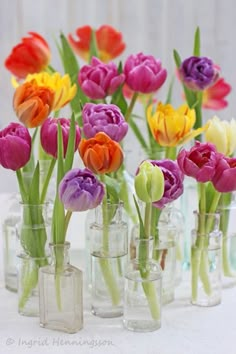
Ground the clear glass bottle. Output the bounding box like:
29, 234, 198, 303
2, 193, 20, 292
219, 192, 236, 288
90, 202, 128, 318
191, 211, 222, 306
123, 237, 162, 332
17, 203, 50, 316
39, 242, 83, 333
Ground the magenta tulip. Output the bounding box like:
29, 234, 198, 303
59, 168, 105, 211
40, 117, 81, 158
177, 142, 219, 183
149, 159, 184, 208
212, 156, 236, 193
78, 57, 125, 99
0, 123, 31, 170
124, 52, 167, 94
82, 103, 128, 142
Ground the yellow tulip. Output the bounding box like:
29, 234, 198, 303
147, 102, 205, 147
24, 72, 77, 111
205, 116, 236, 156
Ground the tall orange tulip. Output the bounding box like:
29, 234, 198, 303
68, 25, 125, 62
5, 32, 51, 79
78, 132, 123, 174
13, 82, 54, 128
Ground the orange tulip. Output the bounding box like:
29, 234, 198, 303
13, 82, 54, 128
5, 32, 51, 79
68, 25, 125, 62
78, 132, 123, 174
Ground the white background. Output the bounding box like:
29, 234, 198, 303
0, 0, 235, 193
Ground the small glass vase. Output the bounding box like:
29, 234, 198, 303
17, 203, 50, 316
219, 192, 236, 288
153, 222, 177, 305
90, 202, 128, 318
2, 194, 21, 292
39, 242, 83, 333
123, 237, 162, 332
191, 211, 222, 306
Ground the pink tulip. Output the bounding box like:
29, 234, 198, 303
202, 78, 232, 110
40, 117, 81, 158
212, 156, 236, 192
124, 52, 167, 94
177, 142, 219, 183
78, 57, 125, 99
0, 123, 31, 170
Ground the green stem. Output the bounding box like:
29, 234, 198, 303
144, 202, 152, 238
194, 91, 203, 141
40, 158, 56, 204
165, 146, 177, 160
125, 92, 139, 122
64, 210, 73, 242
16, 169, 28, 203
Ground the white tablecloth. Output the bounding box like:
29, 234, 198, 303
0, 194, 236, 354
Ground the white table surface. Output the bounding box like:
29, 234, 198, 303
0, 194, 236, 354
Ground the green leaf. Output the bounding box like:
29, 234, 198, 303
193, 27, 201, 56
89, 29, 99, 62
111, 84, 128, 116
28, 162, 40, 205
60, 32, 88, 124
103, 174, 120, 204
173, 49, 182, 68
165, 76, 175, 104
64, 112, 76, 173
205, 182, 216, 213
129, 117, 148, 150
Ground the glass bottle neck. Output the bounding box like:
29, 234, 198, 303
49, 242, 70, 266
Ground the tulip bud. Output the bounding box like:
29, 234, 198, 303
0, 123, 31, 170
40, 117, 81, 158
59, 168, 105, 211
82, 103, 128, 142
124, 52, 167, 94
134, 161, 164, 203
78, 57, 125, 99
205, 116, 236, 156
212, 157, 236, 193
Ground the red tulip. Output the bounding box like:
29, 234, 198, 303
68, 25, 125, 62
5, 32, 51, 79
0, 123, 31, 170
202, 78, 232, 110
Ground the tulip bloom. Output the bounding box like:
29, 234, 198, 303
135, 161, 164, 203
212, 157, 236, 193
59, 168, 105, 211
82, 103, 128, 142
202, 78, 231, 110
68, 25, 125, 62
150, 160, 184, 209
179, 56, 219, 91
78, 132, 123, 174
205, 116, 236, 156
78, 57, 125, 99
5, 32, 50, 79
147, 102, 204, 147
24, 72, 77, 111
0, 123, 31, 170
40, 117, 81, 158
124, 53, 167, 94
13, 82, 54, 128
177, 141, 219, 183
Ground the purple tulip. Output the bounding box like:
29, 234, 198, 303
179, 56, 219, 91
0, 123, 31, 171
40, 118, 81, 158
82, 103, 128, 142
177, 142, 220, 183
78, 57, 125, 99
124, 52, 167, 94
149, 159, 184, 209
59, 168, 105, 212
212, 156, 236, 193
